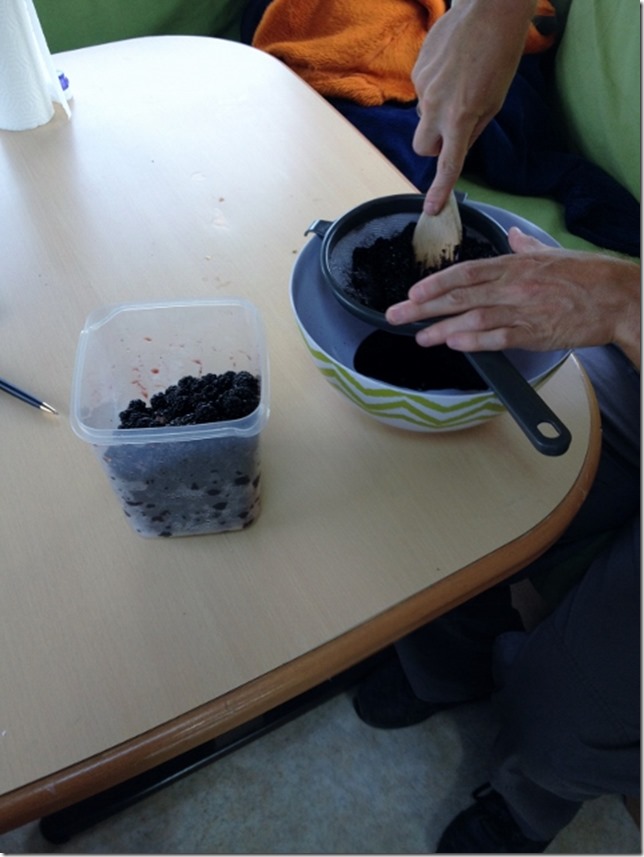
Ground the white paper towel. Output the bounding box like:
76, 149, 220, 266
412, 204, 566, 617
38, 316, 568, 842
0, 0, 71, 131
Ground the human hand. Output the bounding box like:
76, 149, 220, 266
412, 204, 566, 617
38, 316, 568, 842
412, 0, 536, 214
385, 228, 641, 367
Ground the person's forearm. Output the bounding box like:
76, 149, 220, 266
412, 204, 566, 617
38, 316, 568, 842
450, 0, 537, 27
446, 0, 538, 56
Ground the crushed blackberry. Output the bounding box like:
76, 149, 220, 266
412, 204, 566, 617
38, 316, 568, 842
118, 371, 260, 429
345, 221, 498, 313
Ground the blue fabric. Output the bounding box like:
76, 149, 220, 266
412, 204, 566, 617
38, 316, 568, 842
329, 98, 441, 192
240, 0, 272, 42
466, 57, 640, 257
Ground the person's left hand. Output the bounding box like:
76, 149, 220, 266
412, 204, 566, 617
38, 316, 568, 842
385, 227, 641, 362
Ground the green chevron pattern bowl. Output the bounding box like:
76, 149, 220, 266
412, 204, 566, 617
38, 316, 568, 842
290, 226, 569, 434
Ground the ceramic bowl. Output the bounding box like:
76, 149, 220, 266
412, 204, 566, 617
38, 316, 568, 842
290, 203, 569, 433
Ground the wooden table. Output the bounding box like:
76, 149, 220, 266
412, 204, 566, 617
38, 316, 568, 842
0, 36, 600, 833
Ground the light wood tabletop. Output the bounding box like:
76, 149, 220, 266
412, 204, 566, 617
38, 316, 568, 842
0, 36, 600, 831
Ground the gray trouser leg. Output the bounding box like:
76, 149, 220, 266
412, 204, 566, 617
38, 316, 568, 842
490, 518, 640, 841
394, 344, 639, 840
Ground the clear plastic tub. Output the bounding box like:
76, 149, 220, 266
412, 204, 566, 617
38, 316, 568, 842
70, 299, 269, 538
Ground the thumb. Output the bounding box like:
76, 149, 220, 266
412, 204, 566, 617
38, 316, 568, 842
508, 226, 547, 254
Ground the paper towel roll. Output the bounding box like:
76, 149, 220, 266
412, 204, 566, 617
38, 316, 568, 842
0, 0, 71, 131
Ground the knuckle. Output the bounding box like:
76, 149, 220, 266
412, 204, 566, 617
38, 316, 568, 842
445, 287, 470, 309
494, 328, 514, 349
467, 307, 489, 329
436, 155, 463, 182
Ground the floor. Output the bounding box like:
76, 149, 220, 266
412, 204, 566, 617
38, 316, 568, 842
0, 682, 640, 854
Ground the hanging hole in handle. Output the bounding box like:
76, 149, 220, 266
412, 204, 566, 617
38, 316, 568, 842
538, 421, 564, 439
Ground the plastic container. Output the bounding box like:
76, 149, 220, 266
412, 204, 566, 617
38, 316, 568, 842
70, 299, 269, 538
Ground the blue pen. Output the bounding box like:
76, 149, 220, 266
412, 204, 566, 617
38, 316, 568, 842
0, 376, 58, 415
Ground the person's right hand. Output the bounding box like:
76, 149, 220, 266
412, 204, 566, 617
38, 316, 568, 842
385, 228, 642, 369
412, 0, 537, 214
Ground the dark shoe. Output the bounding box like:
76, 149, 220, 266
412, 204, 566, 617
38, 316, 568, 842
436, 784, 552, 853
353, 651, 451, 729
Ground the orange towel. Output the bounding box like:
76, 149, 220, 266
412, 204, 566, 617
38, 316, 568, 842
253, 0, 446, 106
253, 0, 557, 107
